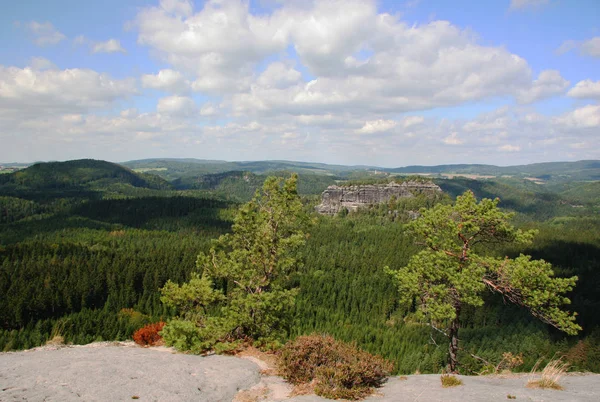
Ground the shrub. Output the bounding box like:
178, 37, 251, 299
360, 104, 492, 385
133, 322, 165, 347
279, 334, 393, 400
440, 373, 463, 387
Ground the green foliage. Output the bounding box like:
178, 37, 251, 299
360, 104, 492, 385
0, 159, 171, 194
279, 334, 392, 400
159, 319, 213, 353
160, 175, 307, 352
386, 190, 580, 371
2, 159, 600, 375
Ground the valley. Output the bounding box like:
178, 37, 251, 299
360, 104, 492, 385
1, 158, 599, 375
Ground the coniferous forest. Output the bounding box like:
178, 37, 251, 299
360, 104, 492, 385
1, 159, 600, 374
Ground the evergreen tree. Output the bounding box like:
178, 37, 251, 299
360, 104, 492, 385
160, 175, 307, 351
386, 190, 581, 372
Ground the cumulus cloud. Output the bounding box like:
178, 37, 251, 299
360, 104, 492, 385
401, 116, 425, 128
0, 65, 137, 116
74, 36, 127, 54
256, 62, 302, 89
21, 21, 66, 46
141, 69, 190, 93
517, 70, 569, 103
443, 132, 463, 145
554, 105, 600, 129
357, 119, 397, 134
498, 144, 521, 152
557, 37, 600, 58
199, 103, 218, 116
134, 0, 538, 109
159, 0, 193, 17
5, 0, 598, 165
157, 95, 197, 117
92, 39, 127, 54
135, 0, 288, 93
567, 80, 600, 100
228, 17, 535, 117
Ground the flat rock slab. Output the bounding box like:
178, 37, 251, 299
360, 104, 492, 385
289, 374, 600, 402
2, 343, 600, 402
0, 343, 260, 402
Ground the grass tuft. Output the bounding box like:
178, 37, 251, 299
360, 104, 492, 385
526, 357, 569, 390
440, 373, 463, 388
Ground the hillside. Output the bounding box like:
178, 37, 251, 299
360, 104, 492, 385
386, 160, 600, 183
0, 159, 171, 195
1, 158, 600, 376
122, 158, 366, 180
121, 158, 600, 183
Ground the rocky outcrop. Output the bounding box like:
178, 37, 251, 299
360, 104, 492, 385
315, 181, 442, 215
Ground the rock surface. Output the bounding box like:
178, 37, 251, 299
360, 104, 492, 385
315, 181, 442, 215
0, 342, 260, 402
2, 342, 600, 402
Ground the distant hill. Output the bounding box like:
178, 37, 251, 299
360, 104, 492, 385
122, 158, 372, 180
0, 159, 172, 197
123, 158, 600, 184
387, 160, 600, 183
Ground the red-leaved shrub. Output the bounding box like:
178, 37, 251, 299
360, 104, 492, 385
133, 322, 165, 346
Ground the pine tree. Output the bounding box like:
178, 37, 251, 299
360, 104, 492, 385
386, 190, 580, 372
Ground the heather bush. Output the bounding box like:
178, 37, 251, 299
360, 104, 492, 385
279, 334, 392, 400
132, 322, 165, 346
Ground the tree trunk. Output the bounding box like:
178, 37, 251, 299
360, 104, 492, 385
448, 307, 461, 373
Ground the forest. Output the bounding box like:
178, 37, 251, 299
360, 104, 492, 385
1, 159, 599, 374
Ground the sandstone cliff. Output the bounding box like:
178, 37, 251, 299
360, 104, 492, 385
315, 181, 442, 215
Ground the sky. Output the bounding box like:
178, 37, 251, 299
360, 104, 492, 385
1, 0, 599, 167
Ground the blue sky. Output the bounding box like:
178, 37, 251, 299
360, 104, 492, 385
1, 0, 599, 166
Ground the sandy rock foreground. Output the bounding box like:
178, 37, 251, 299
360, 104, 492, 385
1, 342, 600, 401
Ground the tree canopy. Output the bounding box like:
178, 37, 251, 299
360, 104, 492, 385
160, 175, 307, 352
386, 190, 581, 372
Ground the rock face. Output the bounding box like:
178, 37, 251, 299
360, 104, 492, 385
315, 181, 442, 215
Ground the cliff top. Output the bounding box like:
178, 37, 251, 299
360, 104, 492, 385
1, 342, 599, 401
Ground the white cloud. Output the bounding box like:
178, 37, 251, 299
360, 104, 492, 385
199, 104, 218, 116
157, 95, 197, 117
443, 132, 463, 145
0, 65, 137, 116
554, 104, 600, 129
567, 80, 600, 100
159, 0, 193, 17
557, 37, 600, 58
517, 70, 569, 103
401, 116, 425, 128
357, 119, 397, 134
509, 0, 549, 10
92, 39, 127, 54
580, 37, 600, 57
135, 0, 288, 93
230, 18, 533, 117
141, 69, 190, 93
256, 62, 302, 89
22, 21, 66, 46
498, 144, 521, 152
